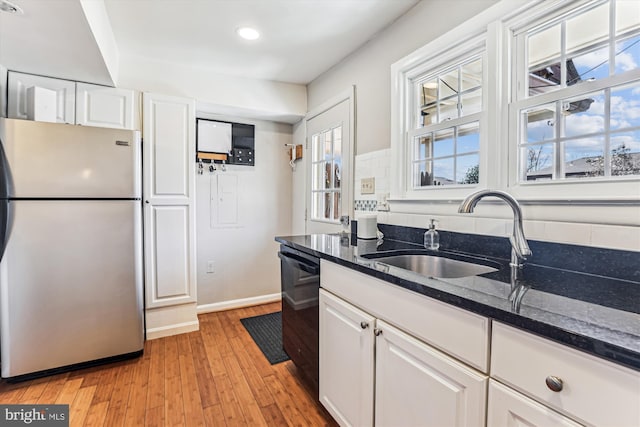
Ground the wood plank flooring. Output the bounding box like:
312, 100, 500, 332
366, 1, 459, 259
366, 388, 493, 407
0, 302, 338, 426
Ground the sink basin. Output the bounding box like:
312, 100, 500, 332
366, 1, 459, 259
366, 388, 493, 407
364, 254, 499, 278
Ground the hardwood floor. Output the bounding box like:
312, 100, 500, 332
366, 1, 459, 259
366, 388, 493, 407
0, 302, 338, 426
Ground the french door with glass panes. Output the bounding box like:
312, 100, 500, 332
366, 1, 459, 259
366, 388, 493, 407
306, 95, 352, 234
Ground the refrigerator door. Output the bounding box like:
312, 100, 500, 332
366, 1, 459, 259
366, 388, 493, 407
0, 200, 143, 378
0, 118, 141, 199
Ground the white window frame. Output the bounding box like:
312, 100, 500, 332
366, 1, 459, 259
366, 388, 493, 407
390, 0, 640, 210
506, 0, 640, 202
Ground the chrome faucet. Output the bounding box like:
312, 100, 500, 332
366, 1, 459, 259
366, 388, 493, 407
458, 190, 532, 268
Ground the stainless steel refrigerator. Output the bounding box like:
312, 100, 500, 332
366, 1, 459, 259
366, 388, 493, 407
0, 118, 144, 381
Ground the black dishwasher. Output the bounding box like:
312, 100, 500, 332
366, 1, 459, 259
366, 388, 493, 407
278, 245, 320, 394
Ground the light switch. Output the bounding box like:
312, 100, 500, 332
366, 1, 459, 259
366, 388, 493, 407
361, 177, 375, 194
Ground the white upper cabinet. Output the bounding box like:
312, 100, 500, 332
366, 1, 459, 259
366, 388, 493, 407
75, 83, 134, 129
8, 71, 75, 124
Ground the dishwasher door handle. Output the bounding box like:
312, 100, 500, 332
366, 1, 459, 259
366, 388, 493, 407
278, 251, 320, 275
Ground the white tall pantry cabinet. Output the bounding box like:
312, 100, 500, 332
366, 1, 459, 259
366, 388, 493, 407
142, 92, 198, 339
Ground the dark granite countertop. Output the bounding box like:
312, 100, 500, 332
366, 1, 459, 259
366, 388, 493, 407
275, 233, 640, 372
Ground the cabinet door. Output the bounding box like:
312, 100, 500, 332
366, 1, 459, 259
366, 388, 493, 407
319, 289, 375, 427
76, 83, 135, 129
143, 93, 196, 308
375, 320, 487, 427
7, 71, 75, 123
488, 380, 584, 427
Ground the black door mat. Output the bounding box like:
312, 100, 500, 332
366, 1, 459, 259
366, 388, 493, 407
240, 312, 290, 365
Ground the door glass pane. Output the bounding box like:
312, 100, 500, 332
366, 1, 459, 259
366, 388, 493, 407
333, 126, 342, 157
332, 160, 341, 189
332, 192, 341, 220
523, 143, 555, 181
457, 154, 480, 184
313, 163, 324, 191
611, 130, 640, 175
434, 129, 454, 158
323, 131, 332, 162
323, 162, 331, 189
525, 104, 556, 142
433, 157, 455, 185
563, 91, 605, 138
312, 134, 320, 162
564, 137, 605, 178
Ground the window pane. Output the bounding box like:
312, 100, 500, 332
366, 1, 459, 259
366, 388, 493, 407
525, 104, 556, 142
440, 69, 459, 99
611, 82, 640, 131
523, 144, 554, 181
611, 131, 640, 175
563, 91, 605, 138
458, 122, 480, 153
414, 161, 433, 187
461, 58, 482, 91
569, 46, 609, 84
457, 154, 480, 184
416, 135, 433, 160
566, 3, 609, 59
615, 34, 640, 74
564, 137, 605, 178
460, 88, 482, 116
439, 96, 458, 122
615, 1, 640, 74
528, 24, 561, 96
313, 192, 328, 220
433, 158, 455, 185
313, 163, 324, 191
434, 129, 454, 158
323, 162, 332, 189
420, 80, 438, 127
421, 104, 437, 126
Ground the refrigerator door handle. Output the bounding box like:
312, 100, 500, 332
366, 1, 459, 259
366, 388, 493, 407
0, 139, 14, 260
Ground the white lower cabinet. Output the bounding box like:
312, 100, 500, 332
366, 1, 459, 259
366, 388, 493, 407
319, 288, 487, 427
320, 289, 375, 427
488, 380, 584, 427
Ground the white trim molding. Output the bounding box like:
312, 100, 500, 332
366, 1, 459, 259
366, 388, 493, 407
197, 293, 282, 314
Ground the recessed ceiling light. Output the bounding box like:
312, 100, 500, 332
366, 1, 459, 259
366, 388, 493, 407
236, 27, 260, 41
0, 0, 23, 14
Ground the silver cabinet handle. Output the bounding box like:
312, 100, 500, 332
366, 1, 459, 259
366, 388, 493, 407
360, 321, 369, 329
545, 376, 563, 392
374, 328, 383, 336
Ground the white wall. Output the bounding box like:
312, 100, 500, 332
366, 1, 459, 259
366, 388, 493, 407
118, 54, 307, 124
195, 114, 293, 310
291, 119, 307, 235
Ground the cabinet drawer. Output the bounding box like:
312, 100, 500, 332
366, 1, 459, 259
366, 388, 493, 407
320, 260, 490, 372
491, 322, 640, 427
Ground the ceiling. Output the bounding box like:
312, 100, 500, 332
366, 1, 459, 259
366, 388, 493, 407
0, 0, 420, 86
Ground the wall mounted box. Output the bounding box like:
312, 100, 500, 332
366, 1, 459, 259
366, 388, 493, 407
196, 118, 254, 166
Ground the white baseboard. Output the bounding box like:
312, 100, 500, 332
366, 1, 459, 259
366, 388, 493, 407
146, 320, 200, 340
197, 292, 282, 314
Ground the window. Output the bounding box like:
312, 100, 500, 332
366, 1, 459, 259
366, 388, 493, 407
311, 127, 342, 222
409, 54, 484, 190
513, 0, 640, 183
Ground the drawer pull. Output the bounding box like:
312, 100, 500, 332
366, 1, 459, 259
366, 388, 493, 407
374, 328, 383, 336
545, 376, 564, 392
360, 321, 369, 329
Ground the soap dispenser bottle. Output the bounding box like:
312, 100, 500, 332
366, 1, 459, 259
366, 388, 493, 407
424, 219, 440, 250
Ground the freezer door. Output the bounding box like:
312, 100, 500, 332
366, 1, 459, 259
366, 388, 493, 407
0, 118, 141, 198
0, 200, 144, 378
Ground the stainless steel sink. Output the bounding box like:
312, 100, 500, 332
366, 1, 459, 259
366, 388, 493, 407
366, 254, 499, 278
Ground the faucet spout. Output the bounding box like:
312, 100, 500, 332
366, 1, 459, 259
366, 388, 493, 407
458, 190, 532, 267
